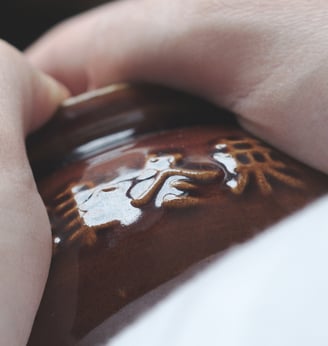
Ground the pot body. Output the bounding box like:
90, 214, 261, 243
27, 85, 328, 345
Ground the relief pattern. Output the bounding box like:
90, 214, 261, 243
212, 137, 304, 194
52, 152, 221, 250
51, 136, 304, 251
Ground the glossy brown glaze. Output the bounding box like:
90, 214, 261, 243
27, 85, 328, 345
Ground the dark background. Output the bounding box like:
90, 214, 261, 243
0, 0, 111, 49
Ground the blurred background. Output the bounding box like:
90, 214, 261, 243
0, 0, 111, 49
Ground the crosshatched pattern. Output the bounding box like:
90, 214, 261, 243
213, 137, 304, 194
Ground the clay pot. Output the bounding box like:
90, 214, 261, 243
27, 84, 328, 345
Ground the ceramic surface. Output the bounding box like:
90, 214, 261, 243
27, 85, 328, 345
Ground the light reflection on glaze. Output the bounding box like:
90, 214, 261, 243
213, 143, 239, 190
73, 129, 135, 158
73, 180, 142, 228
54, 152, 221, 250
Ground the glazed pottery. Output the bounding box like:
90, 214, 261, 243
27, 84, 328, 345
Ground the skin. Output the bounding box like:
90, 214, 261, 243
26, 0, 328, 174
0, 40, 69, 345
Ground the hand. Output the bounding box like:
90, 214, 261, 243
0, 40, 68, 345
27, 0, 328, 174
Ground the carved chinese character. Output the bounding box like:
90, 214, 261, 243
213, 137, 304, 194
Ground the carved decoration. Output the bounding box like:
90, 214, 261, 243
213, 137, 304, 194
51, 153, 221, 250
50, 138, 305, 251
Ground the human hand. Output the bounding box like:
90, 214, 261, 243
0, 40, 68, 345
27, 0, 328, 174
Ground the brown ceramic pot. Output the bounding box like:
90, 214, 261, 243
27, 84, 328, 345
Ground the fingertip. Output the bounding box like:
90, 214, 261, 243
28, 71, 71, 132
42, 73, 71, 104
